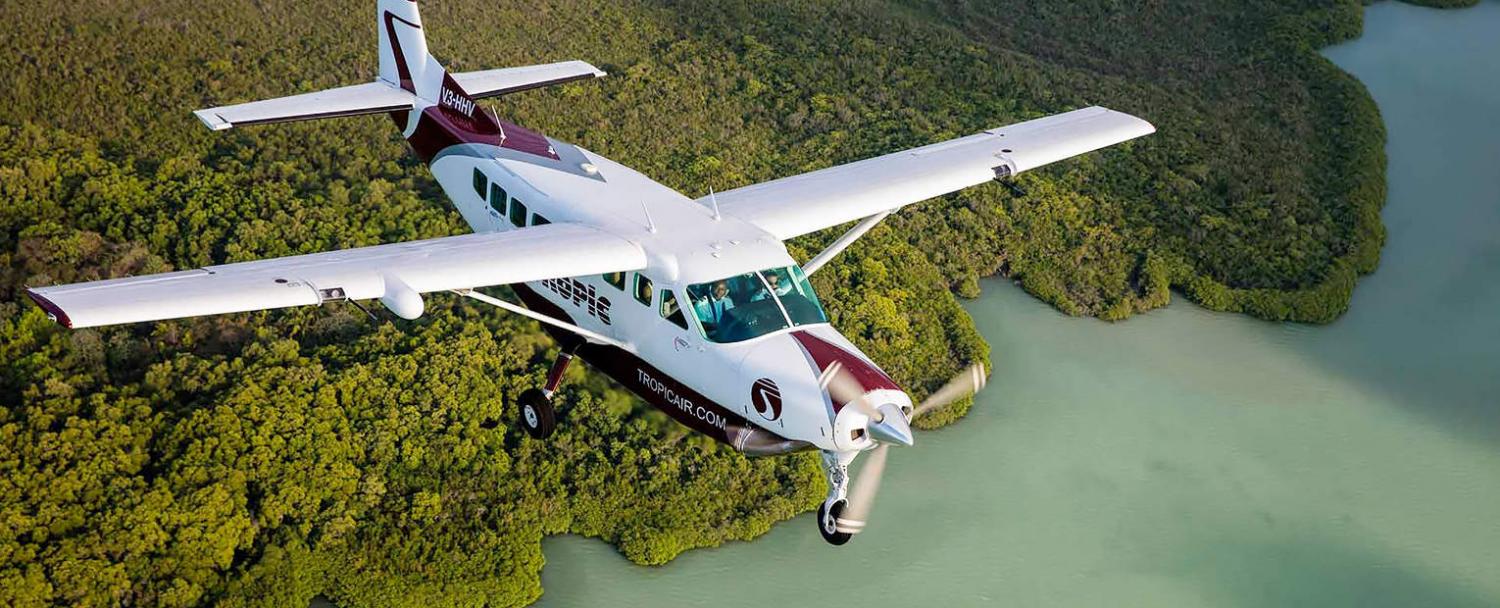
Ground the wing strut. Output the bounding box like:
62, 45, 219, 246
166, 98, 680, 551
802, 210, 893, 276
455, 289, 631, 351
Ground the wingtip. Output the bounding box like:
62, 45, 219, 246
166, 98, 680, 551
24, 289, 73, 328
192, 109, 233, 131
1108, 107, 1157, 136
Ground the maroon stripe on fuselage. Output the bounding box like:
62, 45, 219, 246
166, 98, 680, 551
498, 119, 559, 160
406, 105, 502, 162
790, 330, 899, 414
403, 88, 558, 163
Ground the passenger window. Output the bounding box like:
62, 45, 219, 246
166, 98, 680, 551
532, 214, 551, 226
634, 274, 653, 306
509, 198, 528, 227
472, 168, 487, 198
660, 291, 688, 330
489, 183, 507, 214
603, 272, 625, 290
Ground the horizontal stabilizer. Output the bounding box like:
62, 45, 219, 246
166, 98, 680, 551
25, 224, 647, 328
193, 81, 416, 131
450, 60, 606, 100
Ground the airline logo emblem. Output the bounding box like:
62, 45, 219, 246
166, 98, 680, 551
751, 378, 782, 421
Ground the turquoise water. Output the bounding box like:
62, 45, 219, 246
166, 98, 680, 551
536, 2, 1500, 606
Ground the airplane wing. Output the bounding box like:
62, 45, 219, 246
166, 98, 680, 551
704, 106, 1155, 240
450, 60, 607, 100
25, 224, 645, 329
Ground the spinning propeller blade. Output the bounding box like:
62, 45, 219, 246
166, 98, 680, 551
836, 443, 888, 535
823, 361, 884, 421
912, 362, 987, 421
835, 362, 988, 535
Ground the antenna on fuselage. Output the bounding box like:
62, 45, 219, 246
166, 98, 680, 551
708, 187, 723, 221
640, 200, 658, 233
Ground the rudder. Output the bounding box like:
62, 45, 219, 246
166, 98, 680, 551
378, 0, 440, 99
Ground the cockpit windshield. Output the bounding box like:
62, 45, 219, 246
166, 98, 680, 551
687, 265, 828, 343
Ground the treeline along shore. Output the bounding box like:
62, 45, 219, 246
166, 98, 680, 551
0, 0, 1473, 606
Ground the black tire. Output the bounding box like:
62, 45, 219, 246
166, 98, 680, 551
818, 500, 852, 546
518, 388, 556, 439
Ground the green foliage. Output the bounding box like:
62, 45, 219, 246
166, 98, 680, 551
0, 0, 1453, 605
1391, 0, 1478, 7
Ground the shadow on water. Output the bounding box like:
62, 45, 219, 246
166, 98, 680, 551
1168, 528, 1493, 608
1288, 0, 1500, 446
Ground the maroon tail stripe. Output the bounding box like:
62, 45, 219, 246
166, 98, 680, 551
383, 12, 420, 92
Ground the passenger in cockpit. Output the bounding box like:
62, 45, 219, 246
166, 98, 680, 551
752, 269, 794, 301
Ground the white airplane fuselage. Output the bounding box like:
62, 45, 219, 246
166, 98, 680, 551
402, 99, 912, 459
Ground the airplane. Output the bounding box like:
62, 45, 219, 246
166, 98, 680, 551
23, 0, 1154, 545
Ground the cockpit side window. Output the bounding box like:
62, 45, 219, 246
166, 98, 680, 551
782, 265, 828, 326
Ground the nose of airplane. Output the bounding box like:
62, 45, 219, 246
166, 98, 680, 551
866, 403, 914, 447
741, 327, 914, 451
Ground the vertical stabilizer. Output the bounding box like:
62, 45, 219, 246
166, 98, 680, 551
378, 0, 442, 100
191, 1, 604, 135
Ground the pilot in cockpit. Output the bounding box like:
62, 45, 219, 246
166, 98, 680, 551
694, 280, 736, 330
752, 269, 795, 302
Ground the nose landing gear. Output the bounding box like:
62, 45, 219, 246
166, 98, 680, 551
818, 499, 851, 545
518, 349, 575, 439
817, 450, 854, 545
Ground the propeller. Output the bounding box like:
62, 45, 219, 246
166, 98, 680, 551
827, 362, 987, 536
912, 362, 988, 421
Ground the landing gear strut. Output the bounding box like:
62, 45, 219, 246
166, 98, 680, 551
817, 450, 854, 545
518, 350, 575, 439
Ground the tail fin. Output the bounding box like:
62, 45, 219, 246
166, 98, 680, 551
193, 1, 606, 131
377, 0, 440, 98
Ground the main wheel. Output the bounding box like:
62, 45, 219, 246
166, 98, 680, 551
518, 388, 556, 439
818, 500, 852, 546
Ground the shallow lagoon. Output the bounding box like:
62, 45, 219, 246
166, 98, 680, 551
537, 2, 1500, 605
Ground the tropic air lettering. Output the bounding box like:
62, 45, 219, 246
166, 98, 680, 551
637, 369, 727, 430
439, 87, 475, 117
541, 277, 612, 324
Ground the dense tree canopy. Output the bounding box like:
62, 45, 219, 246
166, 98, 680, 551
0, 0, 1458, 605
